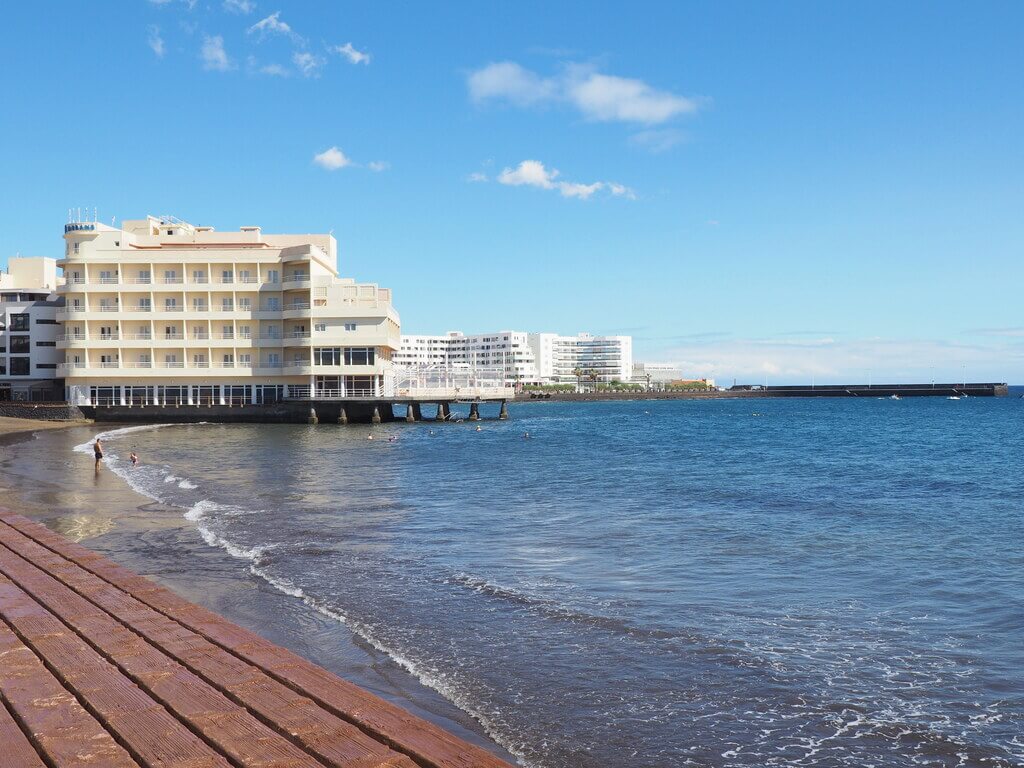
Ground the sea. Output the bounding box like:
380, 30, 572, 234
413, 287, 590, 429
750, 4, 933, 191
3, 394, 1023, 767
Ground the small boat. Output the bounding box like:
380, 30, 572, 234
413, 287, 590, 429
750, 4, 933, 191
947, 396, 961, 400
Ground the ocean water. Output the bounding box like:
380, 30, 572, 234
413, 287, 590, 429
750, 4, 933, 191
54, 396, 1024, 766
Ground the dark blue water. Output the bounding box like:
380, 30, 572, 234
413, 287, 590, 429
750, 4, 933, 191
75, 396, 1024, 767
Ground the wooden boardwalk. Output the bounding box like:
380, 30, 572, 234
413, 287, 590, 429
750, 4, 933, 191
0, 510, 512, 768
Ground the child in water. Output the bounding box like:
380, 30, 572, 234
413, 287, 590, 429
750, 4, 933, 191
130, 452, 139, 467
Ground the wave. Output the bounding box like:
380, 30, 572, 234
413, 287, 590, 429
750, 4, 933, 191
72, 422, 200, 454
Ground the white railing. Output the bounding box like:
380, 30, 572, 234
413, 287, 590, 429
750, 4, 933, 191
161, 277, 184, 284
126, 277, 152, 284
97, 305, 119, 312
239, 277, 259, 284
192, 361, 210, 368
128, 305, 152, 312
191, 333, 210, 340
218, 276, 235, 284
67, 277, 86, 284
191, 277, 210, 284
259, 362, 284, 369
125, 362, 153, 368
99, 362, 120, 368
97, 277, 119, 284
214, 362, 235, 368
215, 305, 235, 311
159, 362, 185, 368
288, 331, 311, 338
163, 305, 184, 312
286, 302, 311, 310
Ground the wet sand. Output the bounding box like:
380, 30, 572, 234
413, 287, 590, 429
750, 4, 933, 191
0, 422, 514, 763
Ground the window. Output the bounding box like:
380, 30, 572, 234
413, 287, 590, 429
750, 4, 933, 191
165, 354, 178, 365
314, 323, 326, 332
164, 270, 177, 282
222, 325, 233, 339
314, 347, 341, 365
139, 270, 151, 282
164, 326, 177, 339
344, 347, 375, 366
222, 354, 234, 366
239, 353, 252, 366
222, 298, 233, 311
165, 298, 177, 309
34, 318, 57, 325
10, 359, 30, 375
192, 297, 207, 310
35, 341, 56, 347
222, 270, 234, 283
11, 314, 29, 331
9, 336, 31, 354
267, 270, 280, 283
192, 270, 207, 283
344, 323, 357, 331
73, 242, 80, 254
238, 297, 252, 310
267, 353, 281, 365
238, 325, 251, 338
36, 363, 57, 370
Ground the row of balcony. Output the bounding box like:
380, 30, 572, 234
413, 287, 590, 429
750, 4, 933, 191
59, 331, 311, 341
62, 275, 310, 287
58, 361, 380, 376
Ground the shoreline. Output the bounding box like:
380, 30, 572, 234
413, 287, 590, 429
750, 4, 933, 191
0, 420, 518, 764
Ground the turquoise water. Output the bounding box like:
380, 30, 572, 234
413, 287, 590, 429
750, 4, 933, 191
59, 395, 1024, 766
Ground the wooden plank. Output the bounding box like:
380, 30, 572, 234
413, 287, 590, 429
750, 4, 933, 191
0, 526, 418, 768
0, 512, 513, 768
0, 575, 232, 768
0, 614, 138, 768
0, 545, 328, 768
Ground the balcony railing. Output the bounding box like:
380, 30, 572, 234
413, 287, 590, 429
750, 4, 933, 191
161, 277, 184, 284
97, 305, 119, 312
128, 305, 152, 312
126, 277, 152, 284
163, 305, 184, 312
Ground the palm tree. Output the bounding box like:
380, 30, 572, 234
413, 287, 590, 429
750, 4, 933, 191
588, 370, 599, 392
573, 367, 584, 392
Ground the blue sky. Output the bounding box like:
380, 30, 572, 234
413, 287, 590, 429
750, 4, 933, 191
2, 1, 1022, 383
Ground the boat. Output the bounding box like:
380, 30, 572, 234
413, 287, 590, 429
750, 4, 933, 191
948, 396, 961, 400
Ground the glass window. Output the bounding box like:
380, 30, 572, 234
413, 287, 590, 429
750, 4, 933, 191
9, 336, 31, 353
10, 358, 30, 375
314, 347, 342, 365
344, 347, 375, 365
11, 314, 29, 331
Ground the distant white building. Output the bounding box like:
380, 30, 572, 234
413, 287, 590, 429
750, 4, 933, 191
528, 333, 633, 384
395, 331, 542, 384
396, 330, 633, 386
1, 257, 63, 401
633, 362, 715, 389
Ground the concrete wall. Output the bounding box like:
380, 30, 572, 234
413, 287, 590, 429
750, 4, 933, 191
0, 402, 85, 420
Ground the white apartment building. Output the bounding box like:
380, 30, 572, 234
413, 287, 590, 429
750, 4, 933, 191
396, 330, 633, 386
1, 257, 63, 401
528, 333, 633, 384
58, 215, 400, 405
395, 331, 542, 385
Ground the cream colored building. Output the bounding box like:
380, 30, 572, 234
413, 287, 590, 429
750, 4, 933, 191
58, 215, 399, 405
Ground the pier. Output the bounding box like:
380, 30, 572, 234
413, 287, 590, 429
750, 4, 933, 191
0, 510, 512, 768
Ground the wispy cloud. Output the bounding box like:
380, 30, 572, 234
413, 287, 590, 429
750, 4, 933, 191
200, 35, 231, 71
147, 25, 165, 58
493, 159, 635, 201
334, 42, 370, 65
223, 0, 255, 13
466, 172, 488, 183
367, 161, 390, 172
260, 62, 287, 76
968, 327, 1024, 338
655, 335, 1021, 384
468, 62, 699, 125
248, 11, 301, 43
629, 128, 685, 153
292, 51, 324, 78
313, 146, 351, 170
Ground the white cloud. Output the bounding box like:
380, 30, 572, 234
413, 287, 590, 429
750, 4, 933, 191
147, 25, 165, 58
292, 51, 324, 78
223, 0, 255, 12
495, 160, 634, 201
466, 172, 488, 183
498, 159, 557, 189
200, 35, 231, 71
367, 161, 390, 172
334, 42, 370, 65
261, 63, 288, 76
468, 61, 698, 125
468, 62, 557, 106
313, 146, 352, 170
248, 11, 301, 42
656, 335, 1022, 384
566, 70, 696, 123
629, 128, 685, 153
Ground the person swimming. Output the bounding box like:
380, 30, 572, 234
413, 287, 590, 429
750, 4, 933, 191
475, 425, 482, 432
523, 431, 530, 439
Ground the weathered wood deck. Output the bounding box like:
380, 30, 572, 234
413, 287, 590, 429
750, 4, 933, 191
0, 510, 513, 768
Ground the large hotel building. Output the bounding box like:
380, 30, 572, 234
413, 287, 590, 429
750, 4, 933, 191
58, 216, 399, 405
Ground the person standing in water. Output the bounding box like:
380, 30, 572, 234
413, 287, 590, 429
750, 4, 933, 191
93, 438, 104, 469
130, 452, 139, 467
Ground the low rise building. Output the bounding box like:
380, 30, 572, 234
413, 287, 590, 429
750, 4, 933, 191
57, 215, 400, 405
0, 257, 63, 401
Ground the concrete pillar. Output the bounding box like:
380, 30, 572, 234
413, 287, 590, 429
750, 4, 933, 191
371, 406, 382, 424
468, 402, 480, 421
308, 407, 318, 425
251, 386, 258, 405
337, 406, 348, 425
405, 404, 416, 423
436, 402, 450, 421
187, 385, 194, 406
412, 403, 423, 421
499, 400, 509, 420
219, 385, 226, 406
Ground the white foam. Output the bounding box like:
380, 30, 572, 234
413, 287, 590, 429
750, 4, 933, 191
73, 422, 198, 454
178, 479, 198, 490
